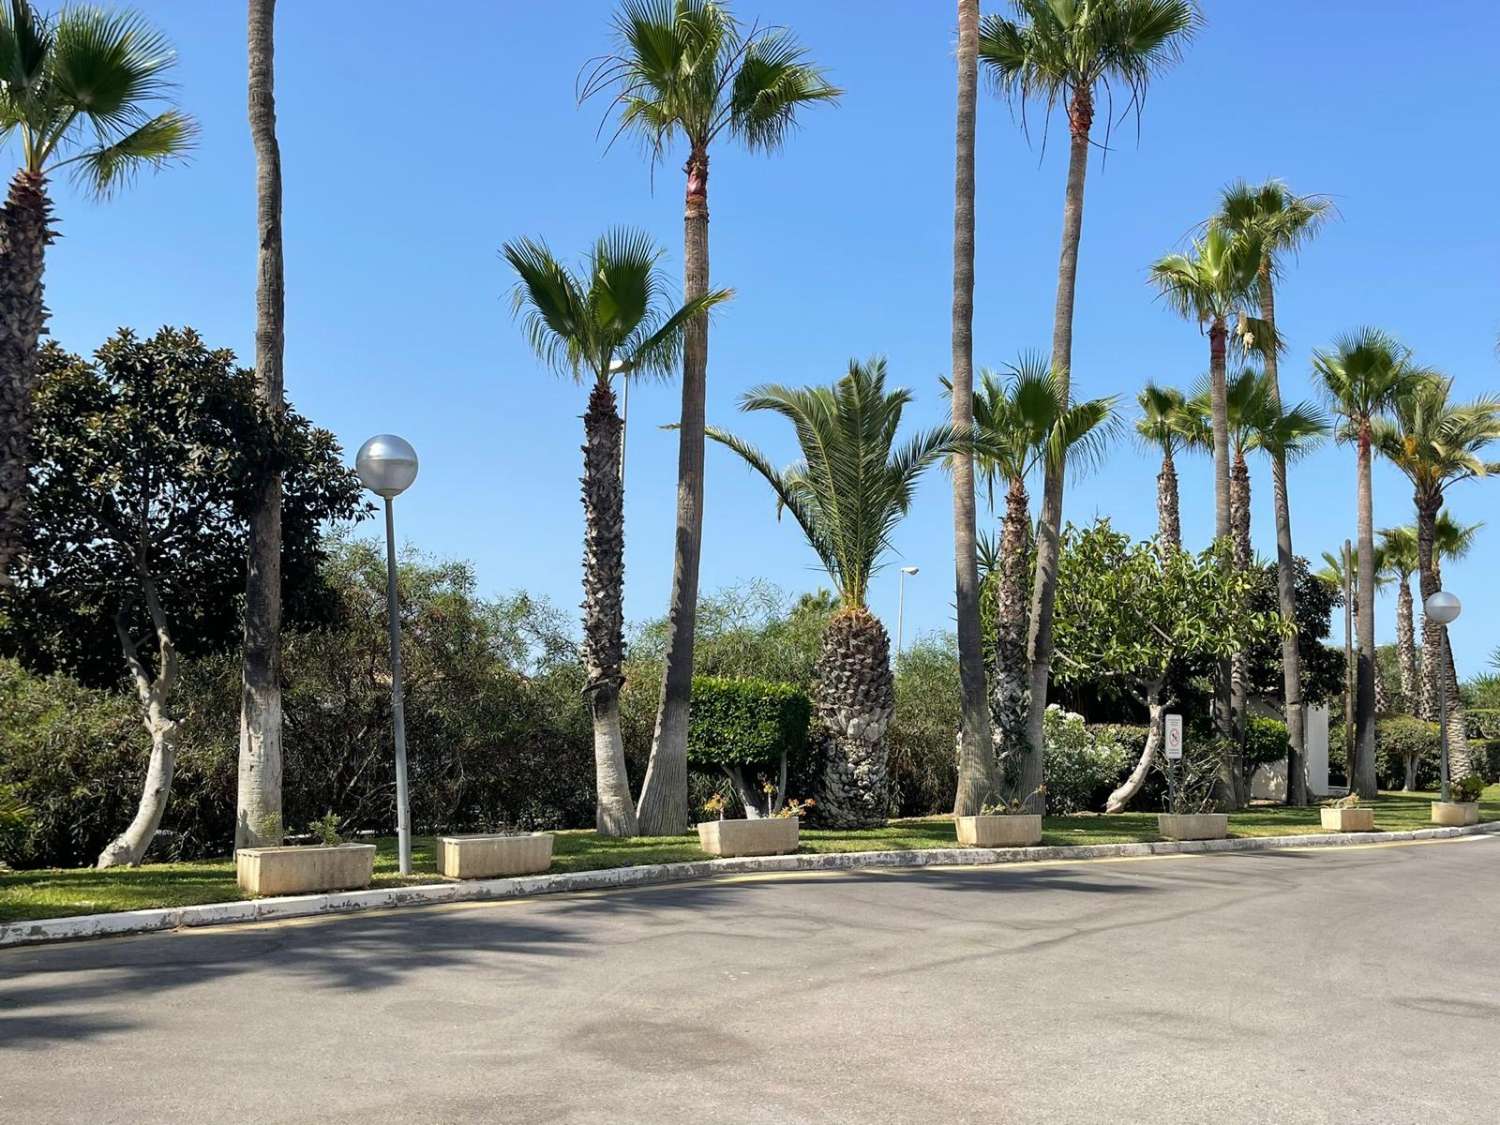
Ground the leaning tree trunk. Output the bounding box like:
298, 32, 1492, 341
636, 143, 711, 836
1395, 576, 1418, 715
1156, 448, 1181, 551
1207, 317, 1238, 806
1023, 82, 1094, 815
992, 477, 1030, 790
237, 0, 286, 849
815, 607, 895, 828
0, 170, 52, 589
950, 0, 996, 816
581, 378, 638, 836
1105, 681, 1165, 813
1352, 426, 1378, 799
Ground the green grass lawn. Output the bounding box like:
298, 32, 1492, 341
4, 786, 1496, 926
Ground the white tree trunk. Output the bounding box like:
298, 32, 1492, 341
1105, 686, 1164, 813
592, 692, 638, 836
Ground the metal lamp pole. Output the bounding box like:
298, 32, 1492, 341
897, 566, 919, 654
1424, 590, 1462, 803
356, 435, 420, 874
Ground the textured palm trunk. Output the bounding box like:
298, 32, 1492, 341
1156, 449, 1180, 550
950, 0, 995, 816
636, 144, 710, 836
1415, 500, 1473, 776
815, 607, 895, 828
1229, 449, 1251, 792
1258, 271, 1308, 804
582, 378, 638, 836
1395, 578, 1418, 715
0, 170, 52, 589
237, 0, 286, 849
1352, 427, 1377, 798
1207, 317, 1237, 806
1023, 82, 1093, 815
1105, 680, 1164, 813
991, 478, 1030, 789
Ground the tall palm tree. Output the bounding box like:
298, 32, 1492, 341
0, 1, 196, 588
980, 0, 1199, 811
239, 0, 284, 850
707, 359, 949, 827
1210, 179, 1332, 805
1314, 329, 1426, 798
962, 357, 1115, 788
1374, 377, 1500, 778
1135, 381, 1190, 550
582, 0, 839, 835
505, 229, 728, 836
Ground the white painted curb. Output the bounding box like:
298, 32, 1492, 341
4, 820, 1496, 949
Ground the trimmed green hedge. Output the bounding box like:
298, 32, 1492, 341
687, 676, 811, 771
1244, 716, 1290, 770
1376, 714, 1440, 790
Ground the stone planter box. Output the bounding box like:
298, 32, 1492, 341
436, 833, 553, 879
1432, 801, 1480, 827
235, 844, 376, 897
697, 817, 799, 858
954, 814, 1042, 848
1321, 806, 1375, 832
1157, 813, 1228, 841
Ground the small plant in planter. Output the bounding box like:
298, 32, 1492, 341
954, 788, 1044, 847
696, 792, 808, 858
1433, 775, 1485, 826
1154, 739, 1228, 841
1320, 792, 1376, 833
235, 812, 376, 897
436, 820, 555, 879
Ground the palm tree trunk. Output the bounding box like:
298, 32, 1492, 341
0, 169, 52, 589
992, 477, 1030, 789
237, 0, 286, 849
1023, 82, 1093, 815
1414, 515, 1475, 778
1396, 577, 1417, 714
950, 0, 995, 816
1229, 447, 1251, 803
815, 607, 895, 828
1207, 316, 1236, 804
582, 378, 638, 836
636, 144, 711, 836
1156, 448, 1180, 550
1353, 425, 1378, 798
1258, 268, 1308, 804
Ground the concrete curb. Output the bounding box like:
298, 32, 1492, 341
5, 820, 1497, 949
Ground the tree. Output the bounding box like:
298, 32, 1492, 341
961, 357, 1114, 790
583, 0, 839, 834
1134, 381, 1190, 549
0, 1, 196, 589
1210, 178, 1332, 805
1, 328, 362, 866
1050, 521, 1279, 813
980, 0, 1199, 813
1314, 328, 1425, 797
504, 228, 728, 836
706, 358, 949, 827
949, 0, 993, 818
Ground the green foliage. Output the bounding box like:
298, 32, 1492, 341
1376, 715, 1440, 791
1468, 740, 1500, 785
307, 812, 344, 848
1465, 708, 1500, 739
0, 782, 31, 866
1154, 735, 1222, 815
686, 676, 810, 771
886, 636, 961, 817
1451, 774, 1485, 803
1041, 706, 1132, 814
1240, 557, 1344, 707
1244, 716, 1290, 771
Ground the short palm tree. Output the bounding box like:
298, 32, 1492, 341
1314, 329, 1427, 797
961, 357, 1115, 794
583, 0, 840, 835
0, 1, 196, 588
1135, 382, 1190, 550
707, 358, 949, 827
505, 229, 729, 837
980, 0, 1200, 815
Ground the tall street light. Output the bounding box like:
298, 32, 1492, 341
897, 565, 919, 654
1424, 589, 1462, 803
356, 434, 419, 874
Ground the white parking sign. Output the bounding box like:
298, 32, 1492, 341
1164, 714, 1183, 761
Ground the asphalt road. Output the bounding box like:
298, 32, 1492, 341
3, 836, 1497, 1125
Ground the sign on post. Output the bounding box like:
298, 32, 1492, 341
1164, 714, 1183, 761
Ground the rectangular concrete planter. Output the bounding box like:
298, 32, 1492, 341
235, 844, 376, 897
1321, 807, 1375, 832
1432, 801, 1479, 827
436, 833, 553, 879
954, 814, 1042, 848
1157, 813, 1229, 841
697, 817, 799, 858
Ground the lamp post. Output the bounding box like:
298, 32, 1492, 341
896, 565, 919, 654
355, 434, 419, 875
1424, 589, 1462, 803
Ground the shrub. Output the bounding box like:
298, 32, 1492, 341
687, 676, 811, 813
1465, 708, 1500, 741
1042, 706, 1132, 814
1376, 715, 1440, 791
1244, 716, 1290, 771
1470, 739, 1500, 785
1450, 774, 1485, 803
887, 639, 961, 817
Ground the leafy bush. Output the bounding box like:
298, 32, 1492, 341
886, 638, 961, 817
1465, 708, 1500, 741
686, 677, 810, 770
0, 783, 32, 867
1244, 716, 1290, 771
1376, 715, 1440, 791
1467, 740, 1500, 785
1450, 774, 1485, 803
1042, 706, 1131, 814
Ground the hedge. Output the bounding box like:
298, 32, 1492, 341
686, 676, 811, 771
1375, 715, 1440, 791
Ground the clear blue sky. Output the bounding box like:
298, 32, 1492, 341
40, 1, 1500, 674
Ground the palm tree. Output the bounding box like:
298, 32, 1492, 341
1210, 179, 1332, 805
950, 0, 994, 816
0, 1, 196, 588
1374, 377, 1500, 778
505, 229, 729, 836
963, 357, 1115, 789
1314, 329, 1426, 798
980, 0, 1199, 813
239, 0, 284, 850
582, 1, 839, 835
1135, 382, 1190, 550
707, 359, 949, 827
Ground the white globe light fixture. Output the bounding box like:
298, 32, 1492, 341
1423, 590, 1462, 804
1423, 590, 1461, 626
355, 434, 419, 498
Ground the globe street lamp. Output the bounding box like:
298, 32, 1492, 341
897, 566, 919, 654
356, 435, 419, 875
1424, 590, 1462, 804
